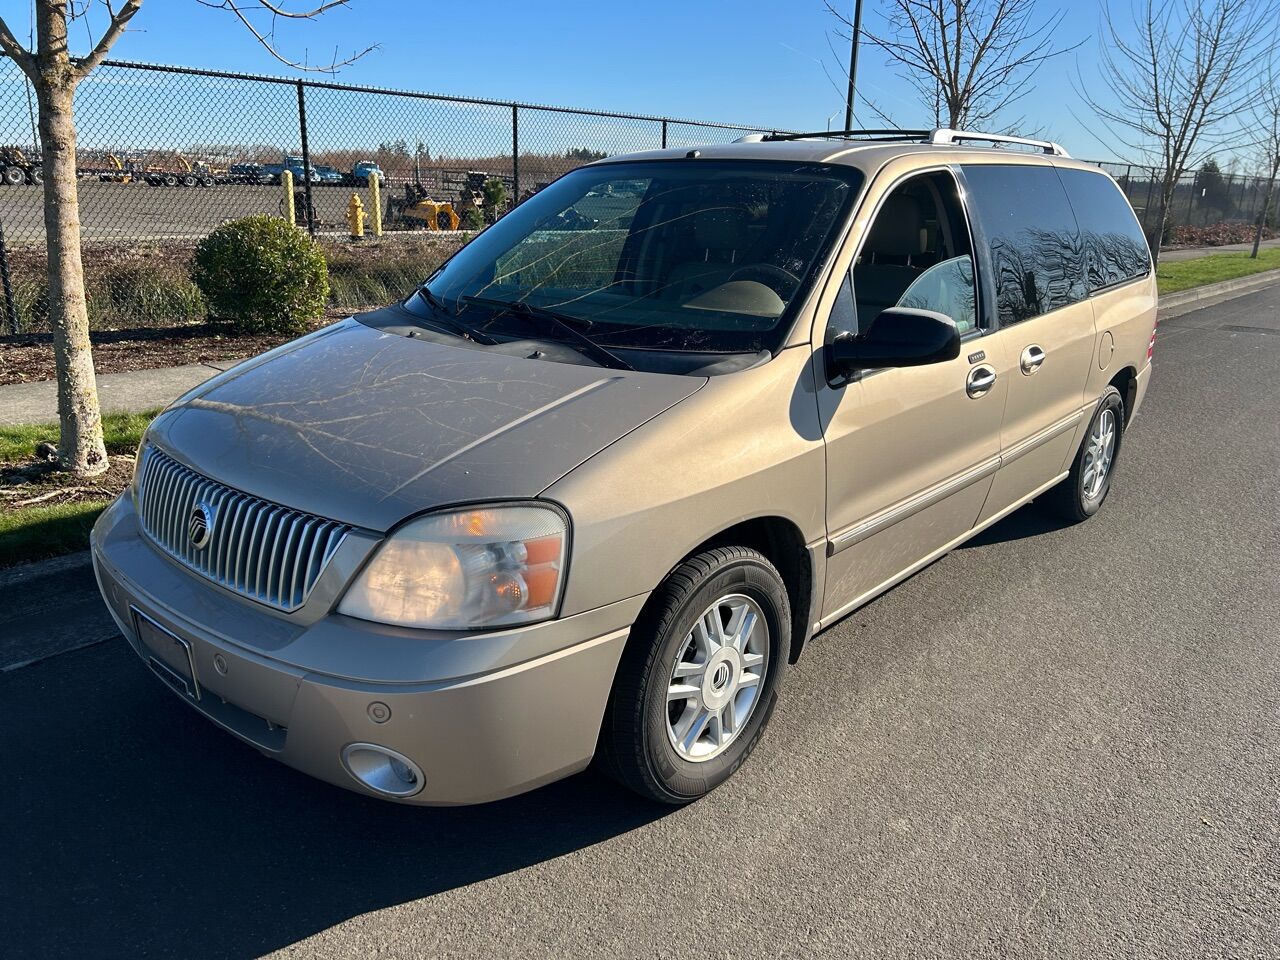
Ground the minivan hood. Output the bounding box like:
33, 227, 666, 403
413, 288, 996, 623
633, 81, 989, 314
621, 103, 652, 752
148, 319, 703, 531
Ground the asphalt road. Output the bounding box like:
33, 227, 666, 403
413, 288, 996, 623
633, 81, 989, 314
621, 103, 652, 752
2, 287, 1278, 959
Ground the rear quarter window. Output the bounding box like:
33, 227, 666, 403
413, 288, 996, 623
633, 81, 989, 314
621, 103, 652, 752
1056, 168, 1152, 291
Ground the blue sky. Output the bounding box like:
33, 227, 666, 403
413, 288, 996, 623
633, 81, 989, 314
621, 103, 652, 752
0, 0, 1253, 167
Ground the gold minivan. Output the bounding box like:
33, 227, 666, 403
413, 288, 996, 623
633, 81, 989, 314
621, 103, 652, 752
92, 129, 1156, 805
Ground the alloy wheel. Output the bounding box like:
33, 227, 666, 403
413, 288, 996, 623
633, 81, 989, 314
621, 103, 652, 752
1082, 407, 1116, 500
666, 594, 770, 762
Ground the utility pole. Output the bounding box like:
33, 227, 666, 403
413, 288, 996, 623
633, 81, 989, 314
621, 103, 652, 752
843, 0, 865, 130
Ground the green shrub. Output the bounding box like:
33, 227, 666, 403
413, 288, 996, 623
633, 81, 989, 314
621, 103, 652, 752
193, 215, 328, 334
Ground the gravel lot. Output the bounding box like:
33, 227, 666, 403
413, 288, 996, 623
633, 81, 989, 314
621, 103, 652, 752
2, 286, 1277, 959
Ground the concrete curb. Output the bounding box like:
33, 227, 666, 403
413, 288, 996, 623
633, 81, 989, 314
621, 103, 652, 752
1159, 269, 1280, 315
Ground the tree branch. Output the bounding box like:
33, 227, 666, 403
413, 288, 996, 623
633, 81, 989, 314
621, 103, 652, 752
0, 14, 36, 77
195, 0, 376, 72
74, 0, 143, 79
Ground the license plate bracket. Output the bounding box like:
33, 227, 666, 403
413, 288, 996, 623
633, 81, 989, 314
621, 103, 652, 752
133, 608, 201, 701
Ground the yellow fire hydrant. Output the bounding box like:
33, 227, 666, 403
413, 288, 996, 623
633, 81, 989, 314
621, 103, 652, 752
347, 193, 366, 239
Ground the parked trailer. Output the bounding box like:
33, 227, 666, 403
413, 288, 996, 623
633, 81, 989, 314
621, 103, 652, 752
0, 146, 42, 186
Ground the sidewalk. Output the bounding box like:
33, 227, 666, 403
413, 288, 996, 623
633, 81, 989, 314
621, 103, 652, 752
0, 358, 243, 426
1159, 236, 1280, 262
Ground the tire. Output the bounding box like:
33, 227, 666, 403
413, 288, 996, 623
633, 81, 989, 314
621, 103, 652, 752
599, 546, 791, 804
162, 174, 178, 187
2, 166, 23, 186
28, 167, 42, 186
181, 175, 197, 187
1044, 386, 1124, 523
200, 176, 215, 188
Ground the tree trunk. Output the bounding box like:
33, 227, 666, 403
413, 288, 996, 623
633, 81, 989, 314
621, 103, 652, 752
1147, 173, 1176, 271
34, 4, 107, 477
1251, 154, 1279, 259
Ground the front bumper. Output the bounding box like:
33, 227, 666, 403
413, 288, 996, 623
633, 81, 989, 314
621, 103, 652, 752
91, 494, 639, 805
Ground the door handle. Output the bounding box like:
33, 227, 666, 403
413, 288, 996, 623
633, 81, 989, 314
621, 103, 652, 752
1020, 344, 1046, 375
966, 364, 997, 398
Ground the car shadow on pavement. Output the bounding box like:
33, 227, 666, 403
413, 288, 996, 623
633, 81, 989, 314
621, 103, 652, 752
958, 501, 1074, 550
1, 640, 671, 960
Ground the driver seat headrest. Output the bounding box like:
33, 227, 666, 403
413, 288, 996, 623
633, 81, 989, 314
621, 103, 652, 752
866, 194, 926, 257
693, 207, 749, 255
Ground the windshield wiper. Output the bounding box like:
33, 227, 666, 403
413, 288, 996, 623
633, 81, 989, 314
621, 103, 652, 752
414, 288, 498, 345
460, 294, 634, 372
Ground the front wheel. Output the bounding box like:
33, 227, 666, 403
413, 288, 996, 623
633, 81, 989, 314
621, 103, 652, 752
1044, 386, 1124, 522
599, 546, 790, 804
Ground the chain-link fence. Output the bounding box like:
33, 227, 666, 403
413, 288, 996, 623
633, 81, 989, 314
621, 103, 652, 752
1, 56, 1277, 336
0, 58, 781, 335
1091, 160, 1278, 241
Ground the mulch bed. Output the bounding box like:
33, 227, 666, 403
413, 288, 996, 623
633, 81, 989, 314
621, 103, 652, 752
0, 314, 339, 387
1, 454, 135, 513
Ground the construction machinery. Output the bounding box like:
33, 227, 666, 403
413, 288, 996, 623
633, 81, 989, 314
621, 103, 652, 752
385, 181, 461, 231
140, 152, 223, 187
0, 146, 42, 186
99, 153, 139, 183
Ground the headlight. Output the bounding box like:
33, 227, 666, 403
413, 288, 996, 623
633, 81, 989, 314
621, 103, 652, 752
338, 504, 568, 630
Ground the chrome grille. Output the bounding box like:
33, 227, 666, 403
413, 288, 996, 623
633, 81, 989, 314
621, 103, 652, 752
136, 446, 350, 612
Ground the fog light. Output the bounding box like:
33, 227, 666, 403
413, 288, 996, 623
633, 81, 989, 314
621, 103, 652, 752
340, 743, 425, 798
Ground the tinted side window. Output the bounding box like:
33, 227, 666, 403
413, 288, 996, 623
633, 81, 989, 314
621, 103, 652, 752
1057, 168, 1152, 291
962, 165, 1086, 326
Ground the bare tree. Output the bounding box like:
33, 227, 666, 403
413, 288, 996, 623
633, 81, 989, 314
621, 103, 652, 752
1249, 58, 1280, 258
826, 0, 1080, 132
0, 1, 371, 477
1079, 0, 1273, 266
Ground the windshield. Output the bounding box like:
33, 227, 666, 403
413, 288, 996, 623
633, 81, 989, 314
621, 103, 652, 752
426, 160, 862, 356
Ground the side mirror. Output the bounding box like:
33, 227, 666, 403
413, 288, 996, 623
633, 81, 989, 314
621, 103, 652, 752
828, 307, 961, 377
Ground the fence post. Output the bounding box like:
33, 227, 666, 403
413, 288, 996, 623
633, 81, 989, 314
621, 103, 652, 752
511, 105, 520, 204
0, 216, 18, 335
1142, 171, 1155, 230
662, 119, 668, 149
296, 79, 315, 236
369, 172, 382, 237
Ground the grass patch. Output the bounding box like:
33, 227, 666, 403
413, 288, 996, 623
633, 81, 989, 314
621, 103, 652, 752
0, 500, 106, 568
1157, 247, 1280, 294
0, 409, 159, 463
0, 411, 157, 567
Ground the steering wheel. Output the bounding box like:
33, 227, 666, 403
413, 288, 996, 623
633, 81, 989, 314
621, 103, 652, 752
727, 262, 801, 296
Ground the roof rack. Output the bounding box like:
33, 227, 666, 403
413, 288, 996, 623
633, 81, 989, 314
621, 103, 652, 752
929, 128, 1069, 157
746, 129, 933, 143
734, 126, 1070, 157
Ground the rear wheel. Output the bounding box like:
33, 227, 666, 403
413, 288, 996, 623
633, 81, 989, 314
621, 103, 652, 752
599, 546, 790, 804
162, 174, 178, 187
1044, 386, 1124, 522
2, 166, 24, 185
28, 167, 42, 185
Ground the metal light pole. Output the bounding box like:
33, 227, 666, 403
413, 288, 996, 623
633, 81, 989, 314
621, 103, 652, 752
843, 0, 865, 131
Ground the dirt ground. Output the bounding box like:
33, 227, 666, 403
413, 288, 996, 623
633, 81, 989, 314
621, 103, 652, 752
0, 454, 134, 514
0, 316, 336, 387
